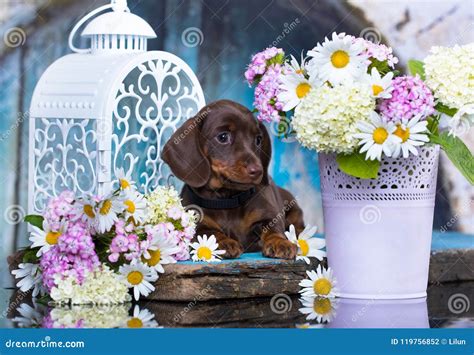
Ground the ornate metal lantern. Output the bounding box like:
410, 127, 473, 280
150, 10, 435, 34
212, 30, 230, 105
28, 0, 205, 214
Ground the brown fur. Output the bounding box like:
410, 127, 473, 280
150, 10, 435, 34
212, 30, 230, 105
161, 100, 305, 259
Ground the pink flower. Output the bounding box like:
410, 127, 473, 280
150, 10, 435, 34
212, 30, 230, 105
167, 205, 182, 220
253, 64, 284, 122
353, 37, 399, 68
245, 47, 284, 85
378, 75, 435, 121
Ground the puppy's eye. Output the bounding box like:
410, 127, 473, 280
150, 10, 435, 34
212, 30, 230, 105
216, 132, 231, 144
255, 135, 263, 146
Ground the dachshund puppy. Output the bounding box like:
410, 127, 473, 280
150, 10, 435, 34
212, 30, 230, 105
161, 100, 305, 259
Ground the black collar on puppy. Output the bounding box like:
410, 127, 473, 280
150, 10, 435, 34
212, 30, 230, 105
183, 185, 256, 209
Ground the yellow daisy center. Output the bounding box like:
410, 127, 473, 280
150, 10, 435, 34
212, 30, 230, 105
124, 200, 136, 214
45, 231, 61, 245
296, 83, 311, 99
83, 204, 95, 218
313, 278, 332, 296
120, 178, 130, 189
127, 317, 143, 328
313, 297, 332, 315
372, 84, 384, 96
295, 69, 304, 74
127, 271, 144, 285
330, 50, 350, 68
143, 249, 161, 267
372, 127, 388, 144
197, 246, 212, 260
394, 124, 410, 143
99, 200, 112, 215
298, 239, 309, 256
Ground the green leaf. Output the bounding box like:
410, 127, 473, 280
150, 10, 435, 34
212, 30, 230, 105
427, 116, 439, 135
22, 248, 40, 263
24, 214, 44, 229
435, 102, 458, 117
368, 58, 391, 76
336, 152, 380, 179
407, 59, 425, 80
430, 132, 474, 185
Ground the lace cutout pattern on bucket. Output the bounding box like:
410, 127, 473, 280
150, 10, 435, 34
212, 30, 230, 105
318, 146, 440, 201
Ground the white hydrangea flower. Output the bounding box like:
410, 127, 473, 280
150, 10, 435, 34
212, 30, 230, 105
424, 44, 474, 111
292, 82, 375, 153
50, 267, 131, 305
49, 304, 130, 328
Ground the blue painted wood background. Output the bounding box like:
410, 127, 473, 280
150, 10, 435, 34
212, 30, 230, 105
0, 0, 459, 267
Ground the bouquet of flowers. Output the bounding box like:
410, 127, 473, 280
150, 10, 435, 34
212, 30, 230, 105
245, 33, 473, 183
11, 173, 198, 305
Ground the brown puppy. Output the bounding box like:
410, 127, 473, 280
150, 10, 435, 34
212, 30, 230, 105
161, 100, 305, 259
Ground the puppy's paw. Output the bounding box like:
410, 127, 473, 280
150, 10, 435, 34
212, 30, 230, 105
219, 238, 244, 259
262, 237, 297, 259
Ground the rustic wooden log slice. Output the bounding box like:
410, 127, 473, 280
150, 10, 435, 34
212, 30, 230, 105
149, 253, 323, 301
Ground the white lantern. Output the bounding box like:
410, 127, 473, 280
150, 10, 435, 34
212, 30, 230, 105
28, 0, 205, 214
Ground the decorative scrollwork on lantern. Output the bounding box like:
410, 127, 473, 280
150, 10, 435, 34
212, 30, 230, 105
32, 118, 98, 211
112, 58, 203, 193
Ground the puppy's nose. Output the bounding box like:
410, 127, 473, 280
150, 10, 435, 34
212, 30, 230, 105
246, 164, 263, 178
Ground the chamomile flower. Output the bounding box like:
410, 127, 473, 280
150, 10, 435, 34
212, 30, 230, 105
115, 168, 135, 190
119, 260, 158, 301
190, 234, 226, 262
96, 194, 122, 234
74, 195, 98, 227
299, 265, 338, 298
11, 263, 45, 297
142, 228, 180, 273
124, 305, 160, 328
12, 303, 45, 328
355, 111, 401, 161
299, 296, 338, 323
285, 224, 326, 264
278, 73, 320, 111
29, 220, 67, 256
391, 115, 430, 158
307, 32, 367, 85
364, 67, 394, 99
119, 190, 148, 225
285, 53, 307, 76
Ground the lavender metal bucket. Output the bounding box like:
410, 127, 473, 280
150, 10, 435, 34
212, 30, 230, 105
319, 146, 440, 299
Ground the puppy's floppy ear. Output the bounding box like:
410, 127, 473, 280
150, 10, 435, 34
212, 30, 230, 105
257, 121, 272, 185
161, 112, 211, 188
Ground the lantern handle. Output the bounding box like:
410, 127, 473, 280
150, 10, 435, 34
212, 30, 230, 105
68, 0, 130, 54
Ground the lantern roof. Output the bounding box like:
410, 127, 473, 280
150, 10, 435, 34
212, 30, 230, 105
81, 9, 156, 38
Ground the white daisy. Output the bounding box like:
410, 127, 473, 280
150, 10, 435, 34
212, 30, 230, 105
142, 227, 180, 273
364, 67, 393, 99
307, 32, 367, 85
29, 220, 67, 256
278, 73, 321, 111
299, 296, 338, 323
119, 260, 158, 301
448, 104, 474, 137
299, 265, 339, 298
115, 168, 135, 190
12, 303, 45, 328
190, 234, 226, 262
11, 263, 45, 297
285, 53, 307, 76
355, 111, 401, 161
119, 189, 148, 225
285, 224, 326, 264
391, 115, 430, 158
124, 305, 160, 328
96, 194, 122, 234
73, 195, 99, 227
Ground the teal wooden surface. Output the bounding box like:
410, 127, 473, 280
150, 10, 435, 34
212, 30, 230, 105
180, 232, 473, 265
